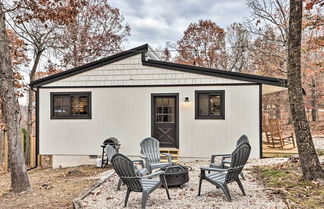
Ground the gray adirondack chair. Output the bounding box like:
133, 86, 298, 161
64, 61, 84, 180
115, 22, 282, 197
198, 142, 251, 201
105, 144, 148, 190
140, 137, 172, 173
111, 153, 171, 209
210, 135, 249, 180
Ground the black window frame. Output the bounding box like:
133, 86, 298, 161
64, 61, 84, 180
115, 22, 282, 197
50, 92, 92, 119
195, 90, 225, 119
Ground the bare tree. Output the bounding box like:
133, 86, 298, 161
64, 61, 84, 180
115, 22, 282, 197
0, 28, 28, 165
287, 0, 323, 180
246, 0, 324, 124
60, 0, 130, 68
248, 28, 287, 77
0, 1, 31, 192
301, 9, 324, 122
176, 20, 225, 68
225, 23, 250, 72
155, 43, 173, 62
245, 0, 289, 75
246, 0, 289, 45
6, 0, 84, 164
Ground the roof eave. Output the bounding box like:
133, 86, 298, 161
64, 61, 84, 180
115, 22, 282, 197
30, 44, 149, 88
143, 59, 287, 87
30, 43, 287, 88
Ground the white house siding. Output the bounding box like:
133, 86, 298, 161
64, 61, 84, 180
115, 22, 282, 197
39, 85, 260, 168
43, 54, 248, 87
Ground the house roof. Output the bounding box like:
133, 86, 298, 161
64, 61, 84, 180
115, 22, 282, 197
31, 44, 287, 88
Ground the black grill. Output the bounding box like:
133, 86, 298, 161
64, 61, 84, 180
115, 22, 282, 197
100, 137, 121, 167
102, 137, 121, 152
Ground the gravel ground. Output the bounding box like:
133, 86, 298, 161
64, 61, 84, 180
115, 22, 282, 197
313, 137, 324, 150
82, 159, 287, 209
81, 138, 324, 209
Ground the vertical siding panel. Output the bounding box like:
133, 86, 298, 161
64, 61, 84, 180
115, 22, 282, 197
39, 85, 259, 159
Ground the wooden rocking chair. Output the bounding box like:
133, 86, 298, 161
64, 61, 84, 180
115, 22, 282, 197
268, 119, 296, 149
262, 117, 272, 144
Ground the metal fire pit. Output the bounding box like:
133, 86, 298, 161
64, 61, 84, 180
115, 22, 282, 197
161, 165, 189, 188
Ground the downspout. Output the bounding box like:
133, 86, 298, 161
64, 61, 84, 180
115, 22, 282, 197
259, 84, 263, 159
27, 87, 39, 171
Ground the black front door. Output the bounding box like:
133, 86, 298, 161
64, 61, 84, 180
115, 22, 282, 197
152, 94, 178, 148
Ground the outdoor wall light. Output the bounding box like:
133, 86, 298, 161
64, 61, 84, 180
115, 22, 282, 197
184, 97, 190, 103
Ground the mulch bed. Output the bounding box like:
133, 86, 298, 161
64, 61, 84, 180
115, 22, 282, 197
0, 165, 110, 209
252, 156, 324, 209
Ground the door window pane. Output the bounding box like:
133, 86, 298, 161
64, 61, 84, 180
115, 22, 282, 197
156, 115, 163, 122
169, 98, 175, 106
163, 115, 169, 122
168, 115, 175, 122
157, 107, 163, 114
162, 98, 169, 106
155, 97, 176, 123
168, 106, 175, 114
156, 98, 163, 106
162, 106, 169, 114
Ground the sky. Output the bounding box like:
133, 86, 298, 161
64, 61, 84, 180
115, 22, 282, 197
20, 0, 251, 105
110, 0, 251, 50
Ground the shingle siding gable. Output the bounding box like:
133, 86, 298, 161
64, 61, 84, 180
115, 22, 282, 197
44, 54, 248, 87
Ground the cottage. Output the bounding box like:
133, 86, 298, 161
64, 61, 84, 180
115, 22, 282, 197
31, 44, 286, 168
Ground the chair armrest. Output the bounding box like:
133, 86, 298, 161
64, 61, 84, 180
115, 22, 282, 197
132, 159, 145, 169
210, 154, 232, 163
211, 154, 232, 157
139, 155, 147, 159
161, 153, 172, 163
141, 171, 165, 179
200, 166, 228, 172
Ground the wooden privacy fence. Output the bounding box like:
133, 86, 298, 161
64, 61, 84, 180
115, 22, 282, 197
2, 131, 37, 172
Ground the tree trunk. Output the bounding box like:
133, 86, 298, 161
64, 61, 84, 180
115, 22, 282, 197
0, 1, 31, 192
310, 77, 318, 122
0, 102, 3, 164
0, 128, 3, 164
287, 103, 293, 124
287, 0, 323, 180
25, 51, 41, 165
275, 104, 281, 119
311, 102, 318, 122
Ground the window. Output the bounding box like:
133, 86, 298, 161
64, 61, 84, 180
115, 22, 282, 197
51, 92, 91, 119
155, 97, 175, 123
195, 90, 225, 119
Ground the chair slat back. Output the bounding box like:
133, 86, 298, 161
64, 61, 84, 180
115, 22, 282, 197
140, 137, 161, 164
236, 135, 249, 147
262, 117, 270, 132
106, 144, 117, 163
269, 119, 281, 136
111, 153, 143, 192
226, 142, 251, 182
